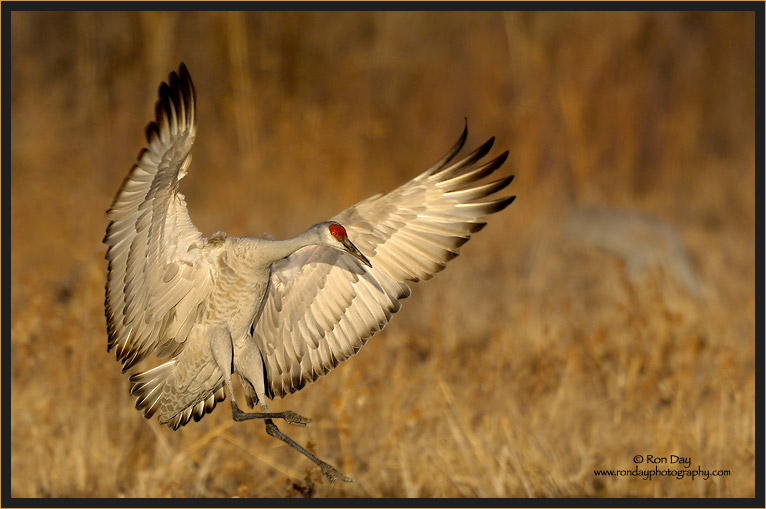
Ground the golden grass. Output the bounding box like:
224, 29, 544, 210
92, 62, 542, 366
9, 11, 755, 498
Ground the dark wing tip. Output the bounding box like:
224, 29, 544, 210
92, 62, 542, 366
145, 64, 196, 146
145, 121, 159, 142
478, 136, 495, 158
157, 81, 172, 103
499, 195, 516, 210
422, 120, 470, 177
457, 120, 469, 151
155, 81, 172, 127
176, 62, 194, 95
468, 195, 516, 217
478, 195, 516, 217
176, 63, 195, 127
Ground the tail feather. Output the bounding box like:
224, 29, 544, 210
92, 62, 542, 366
165, 386, 225, 430
130, 360, 177, 418
129, 360, 225, 429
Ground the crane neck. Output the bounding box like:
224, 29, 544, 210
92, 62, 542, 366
261, 230, 319, 263
224, 228, 320, 272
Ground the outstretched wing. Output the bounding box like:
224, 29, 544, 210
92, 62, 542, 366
251, 124, 514, 400
104, 63, 213, 372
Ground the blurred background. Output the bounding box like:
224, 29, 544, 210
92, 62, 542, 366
9, 11, 755, 498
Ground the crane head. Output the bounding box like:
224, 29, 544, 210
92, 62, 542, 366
320, 221, 372, 268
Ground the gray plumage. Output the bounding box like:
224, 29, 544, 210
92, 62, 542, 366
104, 63, 514, 481
563, 206, 703, 298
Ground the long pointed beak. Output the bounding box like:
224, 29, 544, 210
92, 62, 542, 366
342, 237, 372, 268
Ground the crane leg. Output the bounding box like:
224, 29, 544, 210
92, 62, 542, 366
210, 327, 309, 426
264, 417, 353, 483
235, 339, 354, 483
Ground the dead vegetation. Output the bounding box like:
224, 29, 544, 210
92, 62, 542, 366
9, 11, 755, 497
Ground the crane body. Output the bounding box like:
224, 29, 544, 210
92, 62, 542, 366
104, 63, 514, 483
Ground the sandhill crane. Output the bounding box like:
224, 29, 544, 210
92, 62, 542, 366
104, 63, 514, 483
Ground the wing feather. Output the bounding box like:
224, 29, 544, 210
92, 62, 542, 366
104, 63, 213, 371
252, 124, 514, 398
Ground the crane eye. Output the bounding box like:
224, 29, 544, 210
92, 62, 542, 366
329, 224, 346, 240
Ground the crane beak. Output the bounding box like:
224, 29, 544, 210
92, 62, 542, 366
341, 237, 372, 268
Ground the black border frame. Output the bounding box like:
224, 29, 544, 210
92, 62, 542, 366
2, 2, 762, 507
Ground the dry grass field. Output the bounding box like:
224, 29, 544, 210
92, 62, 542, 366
8, 11, 756, 498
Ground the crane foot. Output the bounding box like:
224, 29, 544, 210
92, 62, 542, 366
321, 463, 354, 484
231, 401, 311, 426
281, 410, 311, 426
